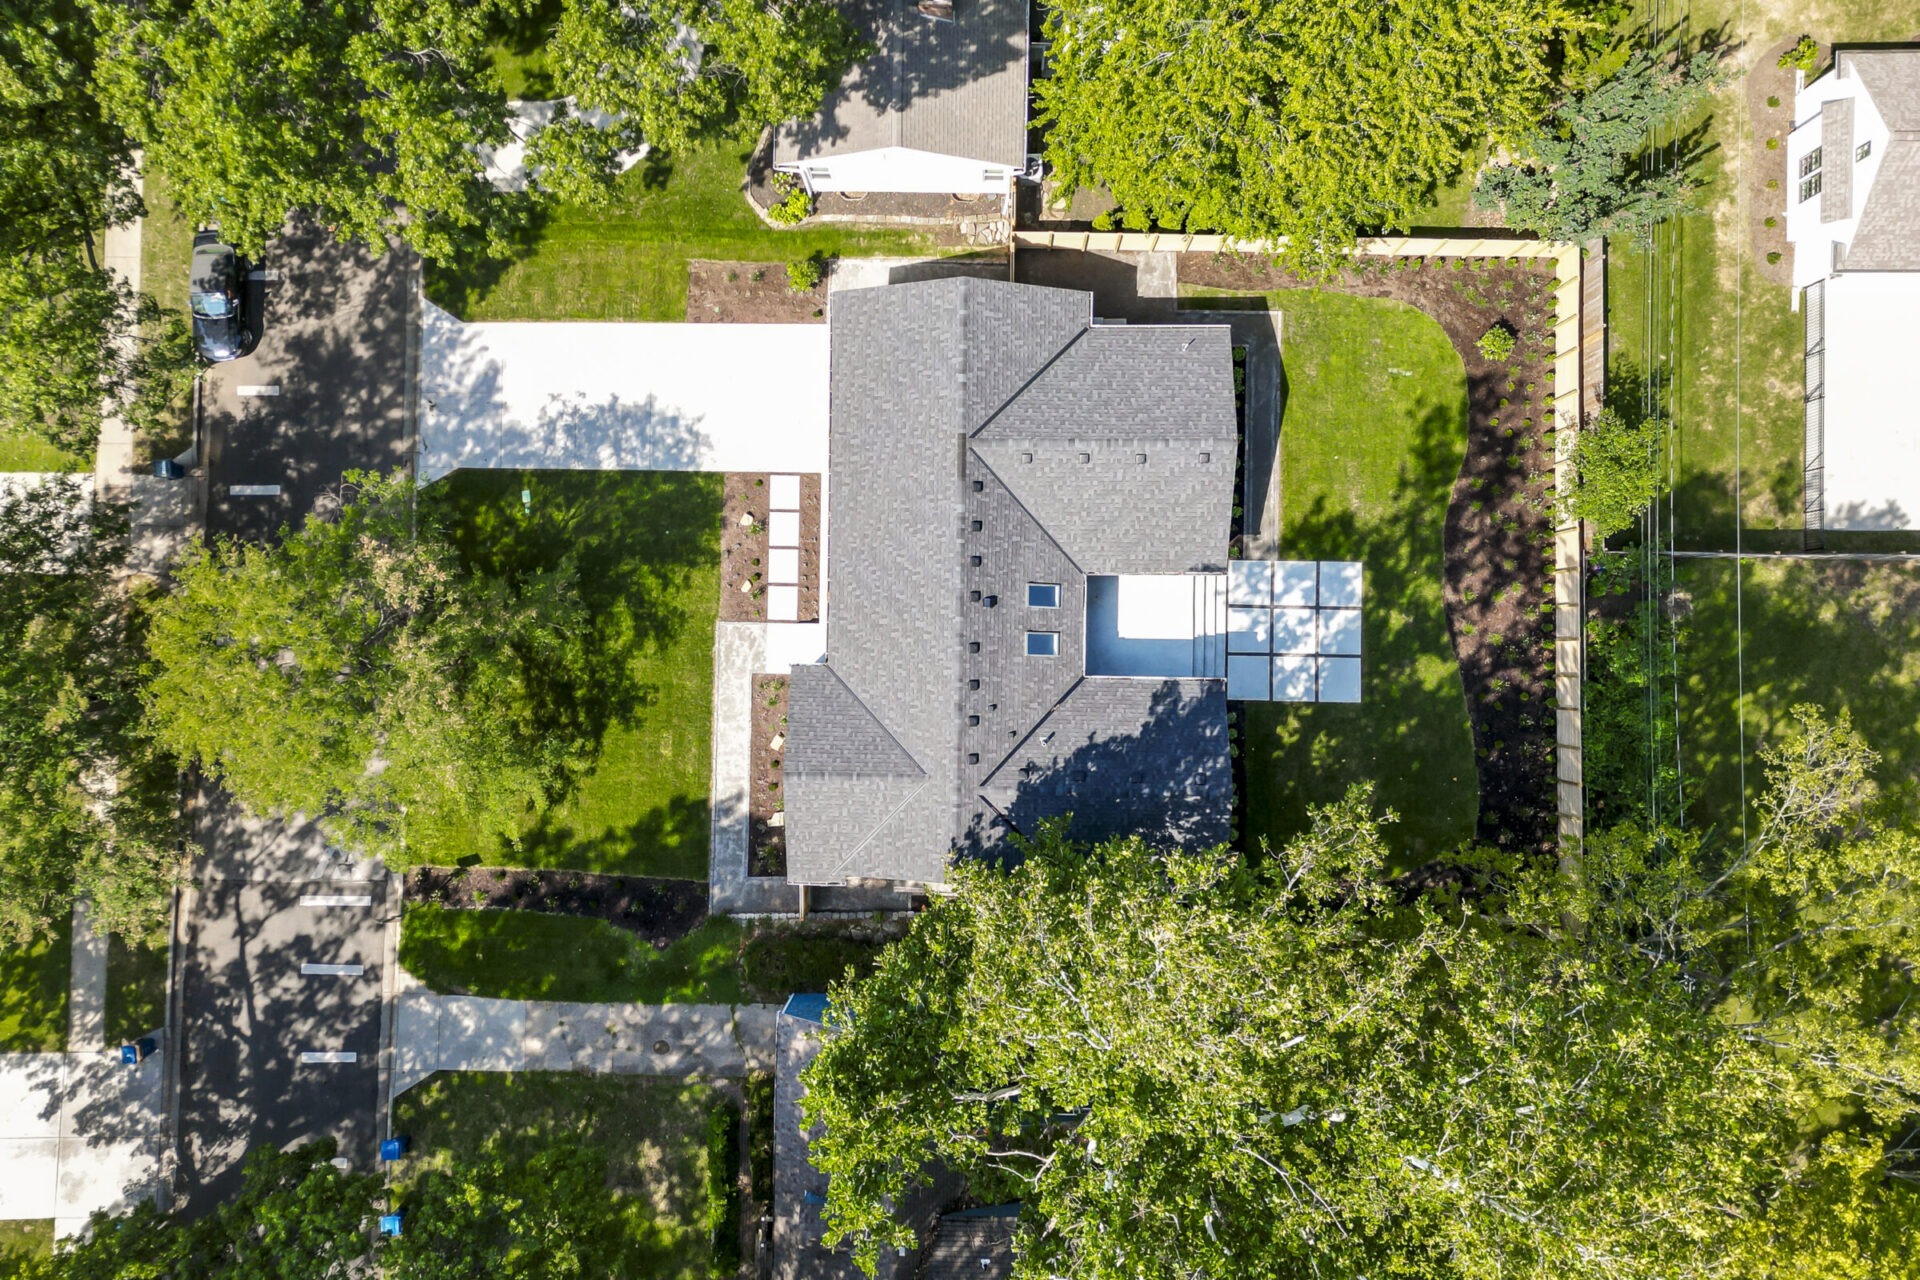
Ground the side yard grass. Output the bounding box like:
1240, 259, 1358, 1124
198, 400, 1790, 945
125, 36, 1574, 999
400, 905, 891, 1004
1676, 559, 1920, 832
392, 1071, 731, 1280
1205, 289, 1479, 863
420, 471, 721, 877
425, 139, 939, 322
0, 915, 70, 1053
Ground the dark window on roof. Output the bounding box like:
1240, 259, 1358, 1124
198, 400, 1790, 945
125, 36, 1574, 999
967, 715, 980, 726
969, 641, 980, 653
970, 590, 982, 602
967, 752, 979, 764
971, 480, 984, 492
1027, 582, 1060, 608
968, 678, 980, 690
970, 519, 983, 532
983, 595, 997, 607
1026, 631, 1059, 657
970, 554, 982, 566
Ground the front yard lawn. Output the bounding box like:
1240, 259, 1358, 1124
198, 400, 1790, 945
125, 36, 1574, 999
392, 1071, 730, 1280
0, 1219, 52, 1269
421, 470, 721, 878
1213, 289, 1479, 863
1676, 559, 1920, 831
0, 915, 70, 1053
105, 928, 170, 1046
426, 139, 938, 322
0, 431, 83, 473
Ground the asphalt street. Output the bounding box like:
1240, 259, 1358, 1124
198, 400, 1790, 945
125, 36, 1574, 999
200, 218, 417, 543
173, 796, 391, 1214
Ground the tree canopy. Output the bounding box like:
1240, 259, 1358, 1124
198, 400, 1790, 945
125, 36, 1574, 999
142, 471, 590, 863
0, 477, 178, 945
1033, 0, 1584, 273
802, 725, 1920, 1279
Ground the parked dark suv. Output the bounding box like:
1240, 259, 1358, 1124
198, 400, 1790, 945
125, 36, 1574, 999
189, 230, 256, 362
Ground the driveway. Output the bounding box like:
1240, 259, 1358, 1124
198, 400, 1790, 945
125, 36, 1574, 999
173, 797, 391, 1215
200, 219, 416, 543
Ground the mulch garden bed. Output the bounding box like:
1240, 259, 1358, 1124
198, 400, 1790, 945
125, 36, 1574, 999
1746, 38, 1811, 288
687, 259, 825, 323
404, 866, 708, 948
720, 472, 821, 622
749, 675, 790, 877
1179, 253, 1561, 856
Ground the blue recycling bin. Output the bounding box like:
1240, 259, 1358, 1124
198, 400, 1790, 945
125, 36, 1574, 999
120, 1037, 158, 1065
379, 1213, 404, 1238
380, 1136, 410, 1162
152, 458, 185, 480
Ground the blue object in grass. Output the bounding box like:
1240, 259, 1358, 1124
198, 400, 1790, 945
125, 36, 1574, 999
380, 1137, 409, 1161
120, 1037, 158, 1065
379, 1213, 404, 1237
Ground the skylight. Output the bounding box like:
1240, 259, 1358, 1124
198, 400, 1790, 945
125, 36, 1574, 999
1027, 582, 1060, 608
1026, 631, 1059, 657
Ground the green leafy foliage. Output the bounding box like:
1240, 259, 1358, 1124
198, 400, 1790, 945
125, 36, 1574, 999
1566, 405, 1663, 536
90, 0, 525, 260
785, 253, 823, 292
0, 478, 178, 946
385, 1147, 629, 1279
1475, 323, 1517, 362
549, 0, 867, 157
143, 471, 592, 865
1778, 35, 1820, 73
764, 173, 811, 226
1475, 48, 1726, 242
1033, 0, 1581, 273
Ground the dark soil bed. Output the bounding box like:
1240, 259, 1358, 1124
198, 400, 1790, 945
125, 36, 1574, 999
405, 866, 708, 947
720, 473, 821, 622
749, 675, 790, 877
1180, 253, 1560, 855
687, 259, 825, 323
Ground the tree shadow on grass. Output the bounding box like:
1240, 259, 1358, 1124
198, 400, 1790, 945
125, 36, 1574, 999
512, 794, 712, 879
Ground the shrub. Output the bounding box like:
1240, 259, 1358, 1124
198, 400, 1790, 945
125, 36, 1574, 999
1766, 94, 1781, 108
1765, 137, 1779, 150
707, 1103, 743, 1275
1091, 209, 1117, 231
1566, 406, 1661, 537
786, 254, 824, 292
1767, 251, 1783, 264
766, 174, 812, 226
1763, 216, 1777, 228
1476, 324, 1517, 362
1778, 35, 1819, 73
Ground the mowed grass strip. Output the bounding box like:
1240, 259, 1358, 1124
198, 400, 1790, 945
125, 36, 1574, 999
421, 471, 721, 878
1677, 559, 1920, 831
392, 1071, 728, 1280
1191, 288, 1478, 862
105, 928, 170, 1047
0, 432, 83, 473
0, 915, 71, 1053
400, 905, 749, 1005
426, 139, 937, 322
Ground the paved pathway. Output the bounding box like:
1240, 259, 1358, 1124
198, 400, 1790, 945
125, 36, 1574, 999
0, 1052, 167, 1239
66, 902, 108, 1055
389, 993, 779, 1102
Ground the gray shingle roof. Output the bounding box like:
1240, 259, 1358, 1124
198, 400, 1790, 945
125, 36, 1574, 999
1846, 49, 1920, 131
771, 0, 1029, 170
1838, 47, 1920, 272
787, 278, 1237, 885
916, 1212, 1018, 1280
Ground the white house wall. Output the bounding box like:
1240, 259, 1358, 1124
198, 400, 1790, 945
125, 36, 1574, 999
1820, 273, 1920, 530
780, 147, 1015, 195
1786, 65, 1893, 289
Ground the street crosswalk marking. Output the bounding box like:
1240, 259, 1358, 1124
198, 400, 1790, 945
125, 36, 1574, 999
298, 894, 373, 907
300, 963, 366, 977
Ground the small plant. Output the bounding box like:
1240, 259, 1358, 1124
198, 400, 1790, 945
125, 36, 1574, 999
786, 253, 825, 292
1767, 94, 1781, 108
1767, 251, 1783, 264
1763, 216, 1777, 228
1778, 35, 1819, 73
767, 173, 813, 226
1477, 324, 1518, 362
1766, 178, 1779, 190
1092, 209, 1117, 231
1765, 137, 1780, 151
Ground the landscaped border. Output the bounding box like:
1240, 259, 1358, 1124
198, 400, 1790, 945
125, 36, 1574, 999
1013, 231, 1599, 849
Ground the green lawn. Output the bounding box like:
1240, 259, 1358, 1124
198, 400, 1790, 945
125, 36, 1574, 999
0, 915, 71, 1053
1676, 559, 1920, 836
426, 138, 938, 322
106, 929, 169, 1046
392, 1071, 729, 1280
137, 167, 198, 460
400, 907, 893, 1004
1193, 289, 1478, 863
423, 471, 720, 877
0, 1219, 52, 1272
0, 431, 84, 473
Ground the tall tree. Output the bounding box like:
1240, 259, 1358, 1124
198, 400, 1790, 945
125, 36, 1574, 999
545, 0, 867, 164
1032, 0, 1582, 273
0, 476, 178, 945
1474, 47, 1725, 242
143, 471, 590, 864
89, 0, 524, 260
801, 789, 1841, 1280
384, 1147, 628, 1279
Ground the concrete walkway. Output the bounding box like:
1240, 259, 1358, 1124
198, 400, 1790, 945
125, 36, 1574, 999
0, 1052, 167, 1239
66, 902, 108, 1055
389, 992, 779, 1102
709, 622, 802, 915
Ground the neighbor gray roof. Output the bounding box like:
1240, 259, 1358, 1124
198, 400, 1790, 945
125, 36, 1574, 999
917, 1210, 1019, 1280
784, 278, 1237, 885
1838, 47, 1920, 271
771, 0, 1028, 169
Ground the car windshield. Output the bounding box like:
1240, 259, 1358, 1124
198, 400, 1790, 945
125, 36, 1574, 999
191, 291, 231, 319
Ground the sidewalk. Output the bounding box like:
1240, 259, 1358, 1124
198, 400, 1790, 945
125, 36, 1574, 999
66, 903, 108, 1056
0, 1052, 168, 1239
389, 991, 779, 1102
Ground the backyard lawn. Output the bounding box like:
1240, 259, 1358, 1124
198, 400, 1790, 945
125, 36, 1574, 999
421, 470, 721, 877
426, 138, 939, 322
392, 1071, 731, 1280
1211, 290, 1479, 863
400, 906, 892, 1004
0, 916, 70, 1053
1675, 559, 1920, 836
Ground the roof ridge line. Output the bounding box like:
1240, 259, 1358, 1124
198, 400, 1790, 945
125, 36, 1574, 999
977, 675, 1087, 789
965, 446, 1085, 575
801, 662, 928, 781
819, 776, 930, 882
968, 324, 1088, 438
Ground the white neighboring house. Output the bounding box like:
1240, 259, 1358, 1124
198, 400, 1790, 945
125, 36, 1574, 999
1785, 46, 1920, 533
770, 0, 1029, 197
